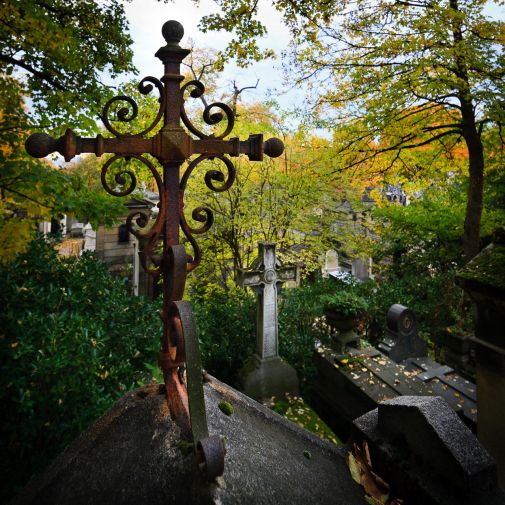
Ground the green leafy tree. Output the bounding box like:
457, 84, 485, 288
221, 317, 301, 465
0, 83, 125, 263
192, 0, 504, 261
0, 1, 141, 261
183, 103, 341, 287
0, 0, 135, 128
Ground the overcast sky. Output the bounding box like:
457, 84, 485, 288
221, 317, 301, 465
123, 0, 293, 109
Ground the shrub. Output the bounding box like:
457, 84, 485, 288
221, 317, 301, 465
320, 290, 369, 317
278, 278, 335, 393
191, 285, 256, 386
0, 237, 161, 502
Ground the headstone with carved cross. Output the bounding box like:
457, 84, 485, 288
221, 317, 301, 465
237, 242, 299, 401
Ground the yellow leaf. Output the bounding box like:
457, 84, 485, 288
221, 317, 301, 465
348, 452, 362, 484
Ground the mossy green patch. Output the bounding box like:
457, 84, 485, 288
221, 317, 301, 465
271, 394, 340, 445
458, 244, 505, 290
218, 401, 234, 416
177, 440, 194, 456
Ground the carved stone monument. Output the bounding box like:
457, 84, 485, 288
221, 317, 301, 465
378, 303, 427, 362
323, 249, 340, 278
352, 396, 499, 505
457, 229, 505, 489
237, 242, 299, 401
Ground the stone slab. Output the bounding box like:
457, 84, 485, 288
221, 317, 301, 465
352, 396, 503, 505
12, 376, 366, 505
312, 346, 477, 440
402, 356, 477, 427
312, 346, 432, 439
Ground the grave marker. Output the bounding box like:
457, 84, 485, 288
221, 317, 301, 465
353, 396, 498, 505
323, 249, 340, 278
312, 304, 477, 440
237, 242, 298, 400
378, 303, 427, 362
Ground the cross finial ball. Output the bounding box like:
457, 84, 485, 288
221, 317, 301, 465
162, 20, 184, 46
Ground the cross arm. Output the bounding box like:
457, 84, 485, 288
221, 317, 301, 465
26, 129, 284, 164
25, 129, 152, 162
193, 134, 284, 161
237, 269, 263, 288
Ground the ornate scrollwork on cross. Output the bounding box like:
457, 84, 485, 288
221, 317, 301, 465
180, 154, 236, 271
180, 80, 235, 139
101, 77, 165, 137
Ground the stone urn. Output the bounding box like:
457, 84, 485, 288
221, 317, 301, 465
324, 310, 362, 353
321, 292, 368, 353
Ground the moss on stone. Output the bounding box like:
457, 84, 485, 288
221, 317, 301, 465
219, 401, 234, 416
457, 244, 505, 290
177, 440, 194, 456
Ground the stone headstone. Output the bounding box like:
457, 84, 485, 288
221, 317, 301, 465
378, 304, 427, 362
352, 396, 502, 505
323, 250, 340, 277
82, 223, 96, 252
70, 222, 84, 238
237, 242, 298, 400
351, 258, 370, 280
457, 231, 505, 489
11, 377, 367, 505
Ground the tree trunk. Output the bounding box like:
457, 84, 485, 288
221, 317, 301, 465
450, 0, 485, 262
461, 109, 484, 262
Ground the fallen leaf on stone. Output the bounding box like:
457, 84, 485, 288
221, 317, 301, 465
348, 452, 361, 484
347, 440, 403, 505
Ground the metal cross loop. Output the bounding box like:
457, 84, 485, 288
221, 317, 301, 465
25, 20, 284, 481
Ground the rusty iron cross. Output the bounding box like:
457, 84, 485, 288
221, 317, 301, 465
25, 20, 284, 481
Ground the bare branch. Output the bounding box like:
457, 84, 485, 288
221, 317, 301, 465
0, 54, 67, 91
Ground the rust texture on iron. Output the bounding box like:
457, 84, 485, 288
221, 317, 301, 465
25, 20, 284, 482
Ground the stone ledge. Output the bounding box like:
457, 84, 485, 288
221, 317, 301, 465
12, 377, 367, 505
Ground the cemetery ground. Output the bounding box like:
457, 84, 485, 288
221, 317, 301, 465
0, 237, 343, 502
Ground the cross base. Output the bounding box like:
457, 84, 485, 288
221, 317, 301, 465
238, 354, 299, 402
